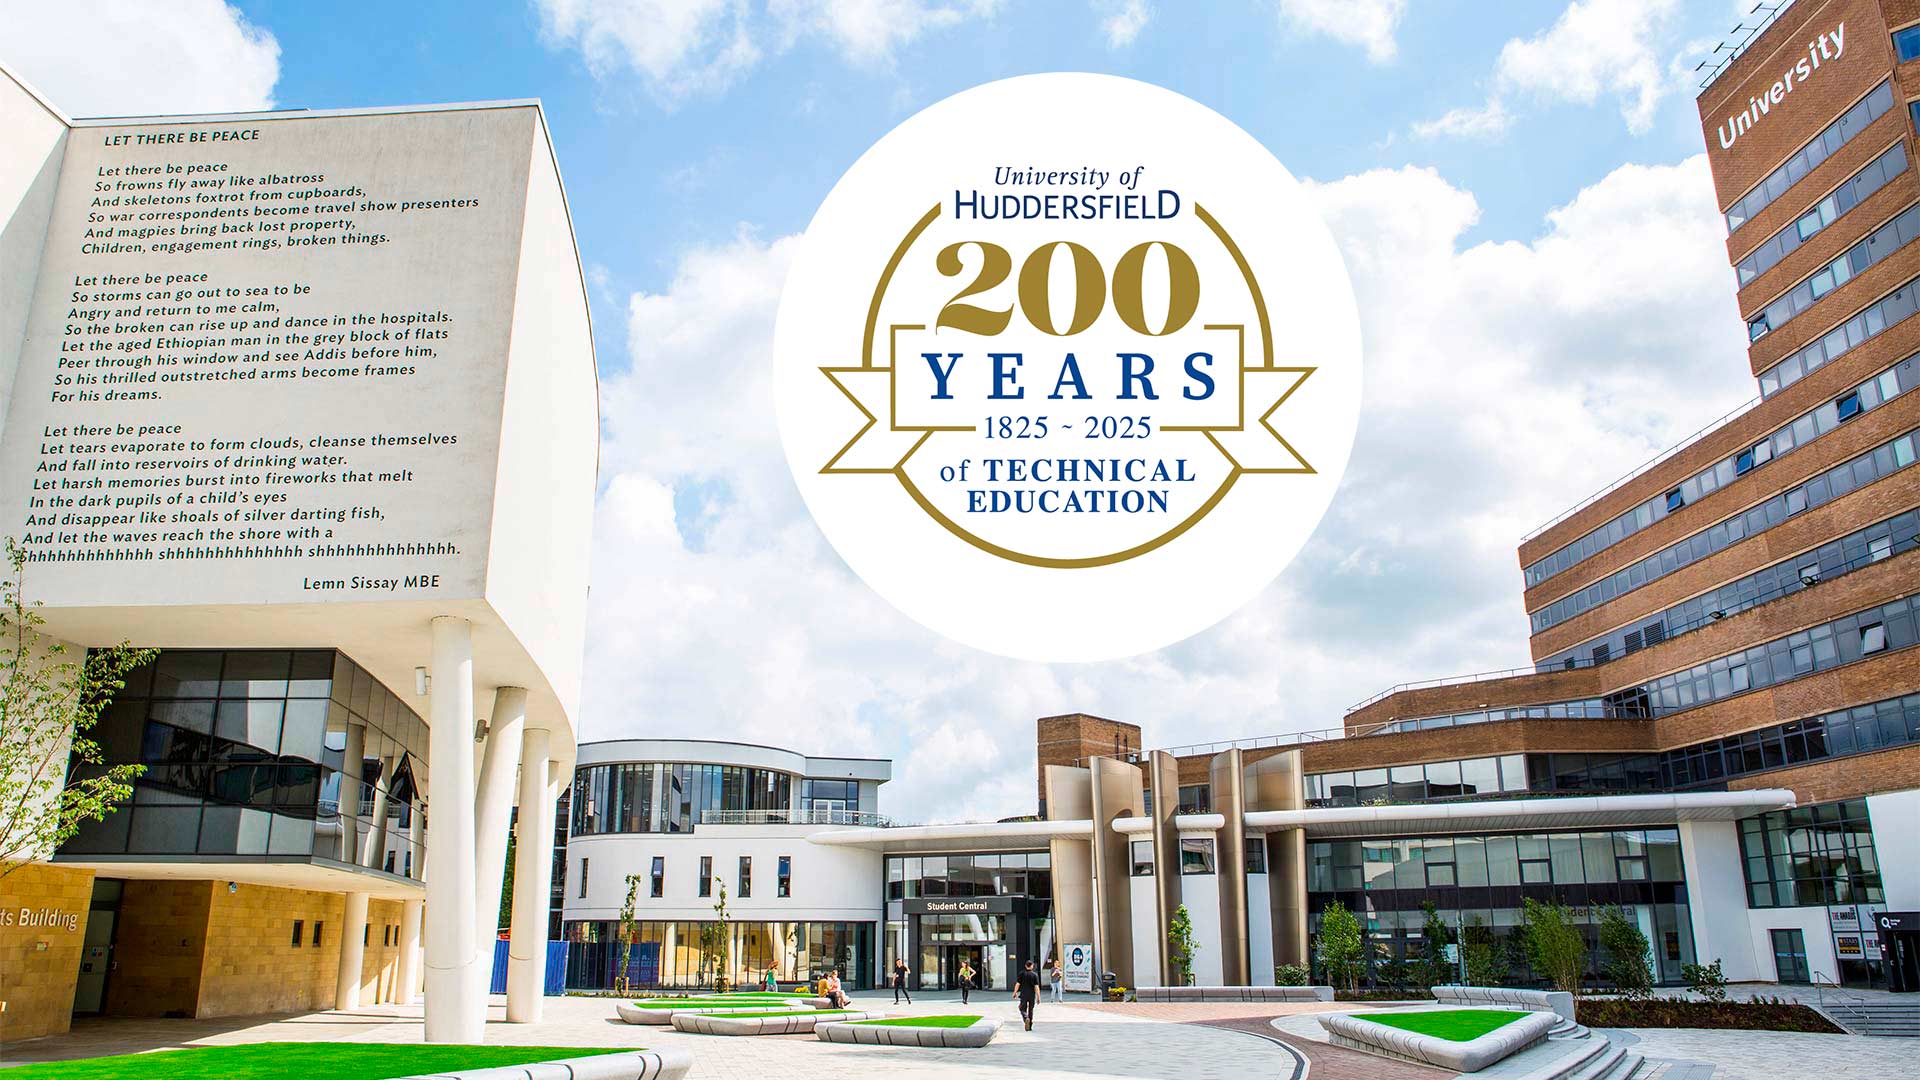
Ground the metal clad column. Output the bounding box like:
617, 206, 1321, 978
1145, 750, 1183, 986
1087, 756, 1142, 988
1211, 748, 1249, 985
424, 615, 482, 1043
1245, 750, 1309, 967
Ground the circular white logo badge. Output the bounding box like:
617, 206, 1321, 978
774, 73, 1361, 662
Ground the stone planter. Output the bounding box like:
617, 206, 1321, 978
673, 1009, 888, 1035
1133, 986, 1333, 1003
1317, 1007, 1557, 1073
393, 1047, 693, 1079
615, 1001, 810, 1025
815, 1017, 1001, 1048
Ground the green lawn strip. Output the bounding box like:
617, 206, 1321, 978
630, 999, 805, 1010
711, 1009, 855, 1020
0, 1043, 630, 1080
1357, 1009, 1529, 1042
848, 1015, 982, 1028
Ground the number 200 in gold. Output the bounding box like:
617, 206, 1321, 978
934, 240, 1201, 338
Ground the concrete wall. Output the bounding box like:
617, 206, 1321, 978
106, 880, 214, 1017
1128, 876, 1159, 989
0, 64, 66, 449
563, 827, 882, 925
1247, 873, 1275, 985
0, 862, 93, 1041
1867, 788, 1920, 909
1178, 862, 1224, 987
1679, 819, 1766, 981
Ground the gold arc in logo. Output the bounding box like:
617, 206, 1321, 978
817, 200, 1315, 569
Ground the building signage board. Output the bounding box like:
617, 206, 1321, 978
1064, 942, 1094, 992
904, 896, 1017, 915
1829, 906, 1863, 933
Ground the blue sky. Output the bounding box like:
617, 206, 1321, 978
229, 0, 1748, 367
5, 0, 1772, 822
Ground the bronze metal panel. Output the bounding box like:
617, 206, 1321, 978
1244, 749, 1308, 966
1211, 748, 1249, 984
1087, 755, 1143, 986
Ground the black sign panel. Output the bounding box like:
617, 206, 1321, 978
1877, 911, 1920, 933
904, 896, 1019, 915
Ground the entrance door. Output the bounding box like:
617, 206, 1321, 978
1770, 929, 1810, 984
943, 945, 984, 991
72, 879, 123, 1015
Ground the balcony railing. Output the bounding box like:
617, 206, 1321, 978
700, 808, 894, 828
1696, 0, 1798, 92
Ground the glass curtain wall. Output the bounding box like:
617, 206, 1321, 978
571, 763, 794, 834
563, 919, 873, 990
1307, 827, 1694, 986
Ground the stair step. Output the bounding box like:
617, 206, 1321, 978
1567, 1043, 1626, 1080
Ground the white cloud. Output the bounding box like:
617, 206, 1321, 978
1098, 0, 1151, 48
1411, 98, 1511, 140
1417, 0, 1682, 139
533, 0, 1002, 102
0, 0, 279, 117
584, 155, 1752, 825
1275, 0, 1408, 64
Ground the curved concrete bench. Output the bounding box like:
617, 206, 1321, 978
615, 1001, 810, 1025
815, 1017, 1000, 1048
1318, 1008, 1556, 1073
392, 1047, 692, 1079
1431, 984, 1575, 1023
673, 1008, 888, 1035
1133, 986, 1333, 1003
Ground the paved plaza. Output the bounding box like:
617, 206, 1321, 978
5, 992, 1918, 1079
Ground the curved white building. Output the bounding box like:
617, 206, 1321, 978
560, 739, 889, 989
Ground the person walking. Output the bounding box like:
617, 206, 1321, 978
892, 958, 912, 1004
1014, 959, 1040, 1031
1048, 959, 1064, 1002
763, 966, 778, 992
957, 957, 975, 1004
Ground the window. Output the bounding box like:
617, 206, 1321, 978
1898, 25, 1920, 63
1836, 391, 1863, 421
1735, 447, 1757, 475
1176, 784, 1211, 813
739, 855, 752, 898
291, 919, 304, 947
579, 857, 589, 899
1179, 837, 1215, 875
1740, 799, 1884, 907
1870, 535, 1893, 561
778, 855, 792, 898
650, 855, 664, 898
698, 856, 712, 897
1862, 622, 1888, 654
1771, 929, 1811, 983
1665, 488, 1685, 513
312, 921, 323, 946
1131, 839, 1154, 876
1244, 836, 1266, 874
364, 924, 370, 946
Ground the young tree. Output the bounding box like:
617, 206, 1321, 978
0, 541, 153, 874
1417, 902, 1454, 988
698, 879, 733, 992
1167, 903, 1198, 986
499, 831, 516, 933
1522, 897, 1588, 995
1462, 916, 1506, 987
1316, 900, 1364, 991
1596, 905, 1654, 999
615, 873, 641, 994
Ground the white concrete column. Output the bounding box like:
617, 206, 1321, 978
397, 898, 423, 1005
473, 686, 528, 1016
336, 891, 370, 1010
1679, 819, 1764, 981
506, 725, 556, 1022
424, 615, 483, 1043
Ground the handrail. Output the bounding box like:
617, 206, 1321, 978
1696, 0, 1800, 92
1520, 393, 1760, 546
700, 808, 894, 828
